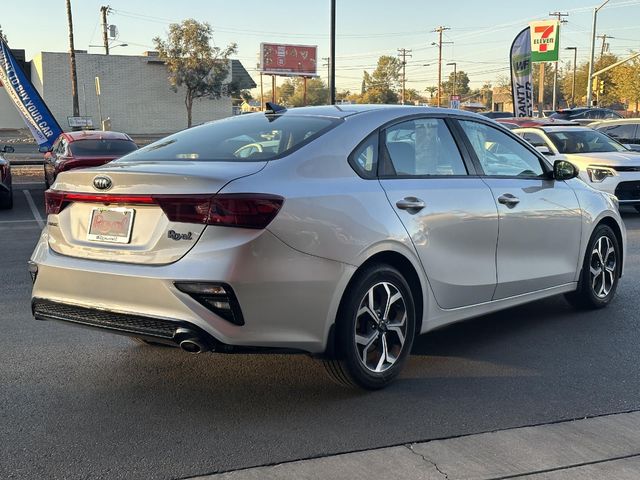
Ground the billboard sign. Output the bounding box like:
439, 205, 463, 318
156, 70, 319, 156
260, 43, 317, 77
510, 27, 533, 117
0, 38, 62, 149
529, 20, 560, 62
68, 116, 94, 128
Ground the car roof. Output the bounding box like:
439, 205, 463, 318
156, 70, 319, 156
513, 125, 595, 133
256, 104, 482, 120
62, 130, 133, 142
590, 118, 640, 127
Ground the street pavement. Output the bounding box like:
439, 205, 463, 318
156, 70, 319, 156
2, 173, 640, 479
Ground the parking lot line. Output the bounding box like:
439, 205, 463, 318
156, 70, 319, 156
23, 189, 44, 229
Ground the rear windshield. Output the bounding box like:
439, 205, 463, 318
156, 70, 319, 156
70, 139, 138, 156
116, 114, 340, 162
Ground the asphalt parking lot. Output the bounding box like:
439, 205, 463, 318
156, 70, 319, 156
2, 172, 640, 480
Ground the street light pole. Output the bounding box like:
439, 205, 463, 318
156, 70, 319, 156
329, 0, 336, 105
446, 62, 457, 96
66, 0, 80, 119
587, 0, 610, 106
565, 47, 577, 107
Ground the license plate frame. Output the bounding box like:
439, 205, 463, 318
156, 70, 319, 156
87, 207, 135, 244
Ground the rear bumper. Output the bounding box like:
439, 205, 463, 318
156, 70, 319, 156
30, 227, 355, 354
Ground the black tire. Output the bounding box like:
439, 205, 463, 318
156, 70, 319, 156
565, 224, 620, 310
0, 186, 13, 210
324, 264, 416, 390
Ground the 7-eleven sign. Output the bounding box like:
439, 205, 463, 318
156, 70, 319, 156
529, 20, 560, 62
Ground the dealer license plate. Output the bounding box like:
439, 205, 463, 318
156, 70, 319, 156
87, 207, 135, 244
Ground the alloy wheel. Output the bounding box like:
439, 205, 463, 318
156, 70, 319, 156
354, 282, 408, 373
590, 235, 616, 298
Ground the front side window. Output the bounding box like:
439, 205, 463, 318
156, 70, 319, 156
383, 118, 467, 176
117, 114, 340, 163
459, 120, 545, 177
602, 124, 636, 140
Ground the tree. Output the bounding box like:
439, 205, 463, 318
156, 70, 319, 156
153, 19, 237, 127
560, 53, 619, 107
441, 70, 470, 97
360, 56, 401, 104
0, 25, 7, 43
424, 86, 438, 102
613, 54, 640, 112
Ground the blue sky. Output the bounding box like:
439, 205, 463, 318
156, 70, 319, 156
2, 0, 639, 94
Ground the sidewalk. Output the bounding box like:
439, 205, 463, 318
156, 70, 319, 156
198, 411, 640, 480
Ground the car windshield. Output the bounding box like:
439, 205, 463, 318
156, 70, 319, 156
69, 139, 138, 156
546, 130, 628, 154
116, 114, 340, 162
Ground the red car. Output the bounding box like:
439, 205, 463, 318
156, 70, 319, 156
41, 131, 138, 187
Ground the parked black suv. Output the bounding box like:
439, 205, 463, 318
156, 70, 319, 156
550, 108, 622, 125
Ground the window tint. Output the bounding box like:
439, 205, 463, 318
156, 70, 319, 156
70, 139, 138, 156
349, 133, 378, 178
117, 114, 339, 163
459, 120, 544, 177
602, 124, 637, 140
383, 118, 467, 176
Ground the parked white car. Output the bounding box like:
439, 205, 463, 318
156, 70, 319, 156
514, 126, 640, 210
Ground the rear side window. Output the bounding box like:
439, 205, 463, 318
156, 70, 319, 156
382, 118, 467, 176
70, 139, 137, 156
349, 133, 378, 178
117, 114, 340, 162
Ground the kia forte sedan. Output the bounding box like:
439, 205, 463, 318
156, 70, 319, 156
30, 105, 625, 389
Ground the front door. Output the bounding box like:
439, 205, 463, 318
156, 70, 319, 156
379, 117, 499, 309
457, 119, 582, 299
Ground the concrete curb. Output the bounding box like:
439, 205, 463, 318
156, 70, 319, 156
195, 411, 640, 480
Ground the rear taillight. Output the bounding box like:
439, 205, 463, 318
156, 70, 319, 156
44, 190, 284, 229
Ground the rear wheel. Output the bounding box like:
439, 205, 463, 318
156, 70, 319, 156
565, 224, 620, 309
0, 185, 13, 210
324, 264, 416, 390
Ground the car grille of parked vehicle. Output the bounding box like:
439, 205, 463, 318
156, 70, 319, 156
614, 181, 640, 201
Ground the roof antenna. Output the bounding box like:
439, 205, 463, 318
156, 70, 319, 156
265, 102, 286, 114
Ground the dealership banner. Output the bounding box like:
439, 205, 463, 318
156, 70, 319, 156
510, 27, 533, 117
260, 43, 318, 77
529, 20, 560, 62
0, 38, 62, 148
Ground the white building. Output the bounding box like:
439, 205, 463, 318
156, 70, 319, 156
0, 50, 256, 135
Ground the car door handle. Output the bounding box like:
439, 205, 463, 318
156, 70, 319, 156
396, 197, 425, 212
498, 193, 520, 207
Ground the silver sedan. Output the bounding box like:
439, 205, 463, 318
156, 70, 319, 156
30, 105, 625, 389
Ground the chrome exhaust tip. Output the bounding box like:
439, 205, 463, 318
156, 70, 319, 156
179, 338, 207, 354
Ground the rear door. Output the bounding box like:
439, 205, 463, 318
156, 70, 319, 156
456, 119, 582, 299
378, 116, 499, 309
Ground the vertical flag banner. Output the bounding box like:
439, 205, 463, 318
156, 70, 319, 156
0, 39, 62, 148
510, 27, 533, 117
529, 20, 560, 62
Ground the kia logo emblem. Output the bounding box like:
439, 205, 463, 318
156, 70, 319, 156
93, 176, 112, 190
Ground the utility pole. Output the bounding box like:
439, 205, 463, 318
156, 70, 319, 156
329, 0, 336, 105
322, 57, 330, 103
100, 5, 110, 55
66, 0, 80, 119
397, 48, 412, 104
597, 34, 614, 57
433, 26, 450, 108
587, 0, 610, 107
549, 12, 568, 110
565, 47, 577, 107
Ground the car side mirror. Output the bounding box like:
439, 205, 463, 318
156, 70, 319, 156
554, 159, 578, 181
2, 145, 15, 153
38, 145, 51, 154
535, 145, 554, 156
